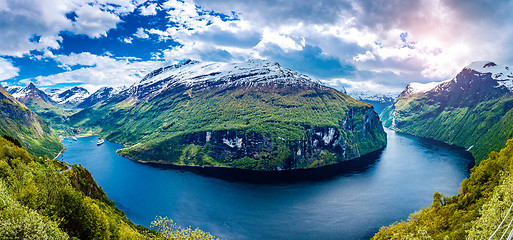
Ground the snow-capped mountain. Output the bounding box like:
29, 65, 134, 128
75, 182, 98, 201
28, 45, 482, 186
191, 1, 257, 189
51, 86, 90, 105
347, 90, 397, 113
70, 59, 386, 171
348, 91, 397, 103
400, 81, 446, 97
381, 61, 513, 162
465, 61, 513, 90
401, 61, 513, 97
4, 85, 23, 96
77, 86, 118, 108
119, 59, 325, 101
10, 83, 56, 105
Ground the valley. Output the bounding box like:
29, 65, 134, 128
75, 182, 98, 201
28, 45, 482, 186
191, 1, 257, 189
3, 59, 513, 239
2, 1, 512, 239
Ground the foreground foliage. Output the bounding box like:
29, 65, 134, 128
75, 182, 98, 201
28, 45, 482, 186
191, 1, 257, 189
0, 135, 218, 239
373, 138, 513, 239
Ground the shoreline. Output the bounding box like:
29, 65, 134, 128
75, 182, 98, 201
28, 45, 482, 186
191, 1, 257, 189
126, 147, 386, 184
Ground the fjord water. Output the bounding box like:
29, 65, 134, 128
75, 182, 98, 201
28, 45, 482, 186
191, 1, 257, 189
62, 129, 473, 239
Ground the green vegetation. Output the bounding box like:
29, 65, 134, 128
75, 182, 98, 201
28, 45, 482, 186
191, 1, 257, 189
0, 135, 218, 239
381, 90, 513, 164
70, 84, 386, 170
151, 217, 219, 240
373, 138, 513, 239
0, 86, 62, 157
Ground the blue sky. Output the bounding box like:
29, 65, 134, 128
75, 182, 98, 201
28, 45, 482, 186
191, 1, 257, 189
1, 0, 513, 94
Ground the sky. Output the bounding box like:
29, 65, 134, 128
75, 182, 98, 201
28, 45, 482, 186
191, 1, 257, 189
1, 0, 512, 95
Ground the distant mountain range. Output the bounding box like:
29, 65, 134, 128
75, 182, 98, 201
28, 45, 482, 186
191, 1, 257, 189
69, 59, 387, 170
347, 91, 396, 113
381, 61, 513, 163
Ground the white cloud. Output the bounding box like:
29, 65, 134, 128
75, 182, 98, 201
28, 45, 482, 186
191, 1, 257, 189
255, 28, 304, 53
353, 51, 375, 62
134, 27, 150, 39
0, 58, 19, 81
140, 3, 158, 16
123, 37, 133, 44
70, 4, 121, 38
321, 77, 404, 96
0, 0, 146, 56
34, 52, 166, 88
184, 0, 513, 90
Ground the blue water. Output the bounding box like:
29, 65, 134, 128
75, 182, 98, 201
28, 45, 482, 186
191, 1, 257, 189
61, 129, 473, 239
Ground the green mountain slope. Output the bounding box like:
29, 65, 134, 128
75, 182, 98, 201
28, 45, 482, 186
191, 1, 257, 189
0, 85, 62, 157
0, 135, 218, 239
381, 62, 513, 164
373, 137, 513, 239
10, 83, 80, 126
70, 60, 386, 170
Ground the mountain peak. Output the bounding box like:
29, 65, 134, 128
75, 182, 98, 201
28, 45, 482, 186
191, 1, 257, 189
129, 60, 324, 101
464, 61, 513, 80
400, 81, 443, 97
27, 82, 37, 89
52, 86, 90, 105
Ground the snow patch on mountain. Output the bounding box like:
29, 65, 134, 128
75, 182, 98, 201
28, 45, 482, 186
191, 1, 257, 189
348, 90, 397, 103
4, 86, 23, 96
11, 83, 37, 99
77, 86, 120, 108
405, 82, 444, 95
464, 61, 513, 91
51, 87, 90, 105
136, 59, 322, 90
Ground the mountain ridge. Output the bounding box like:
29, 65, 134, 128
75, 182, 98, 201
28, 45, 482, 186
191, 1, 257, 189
0, 85, 62, 157
381, 61, 513, 163
70, 59, 387, 171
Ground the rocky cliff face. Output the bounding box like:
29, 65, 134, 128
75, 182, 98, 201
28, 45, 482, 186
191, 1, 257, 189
121, 106, 383, 170
72, 59, 387, 170
381, 61, 513, 163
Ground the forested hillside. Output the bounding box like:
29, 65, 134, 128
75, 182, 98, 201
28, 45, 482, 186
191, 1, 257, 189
373, 138, 513, 239
0, 135, 218, 239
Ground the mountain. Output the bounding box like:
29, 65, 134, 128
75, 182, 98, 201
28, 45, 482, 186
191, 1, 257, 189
70, 59, 387, 170
77, 86, 117, 108
380, 61, 513, 163
11, 82, 56, 107
6, 83, 79, 125
0, 135, 214, 239
0, 85, 62, 157
373, 137, 513, 239
4, 85, 23, 96
348, 91, 396, 113
50, 86, 90, 106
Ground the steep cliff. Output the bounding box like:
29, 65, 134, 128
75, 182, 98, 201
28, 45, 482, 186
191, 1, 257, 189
381, 61, 513, 163
70, 60, 386, 170
0, 85, 62, 157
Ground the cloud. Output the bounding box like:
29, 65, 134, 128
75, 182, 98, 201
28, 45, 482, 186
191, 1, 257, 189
134, 27, 150, 39
69, 4, 121, 38
260, 44, 356, 78
32, 52, 166, 88
139, 2, 158, 16
0, 58, 19, 81
190, 0, 513, 84
0, 0, 143, 56
4, 0, 513, 94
